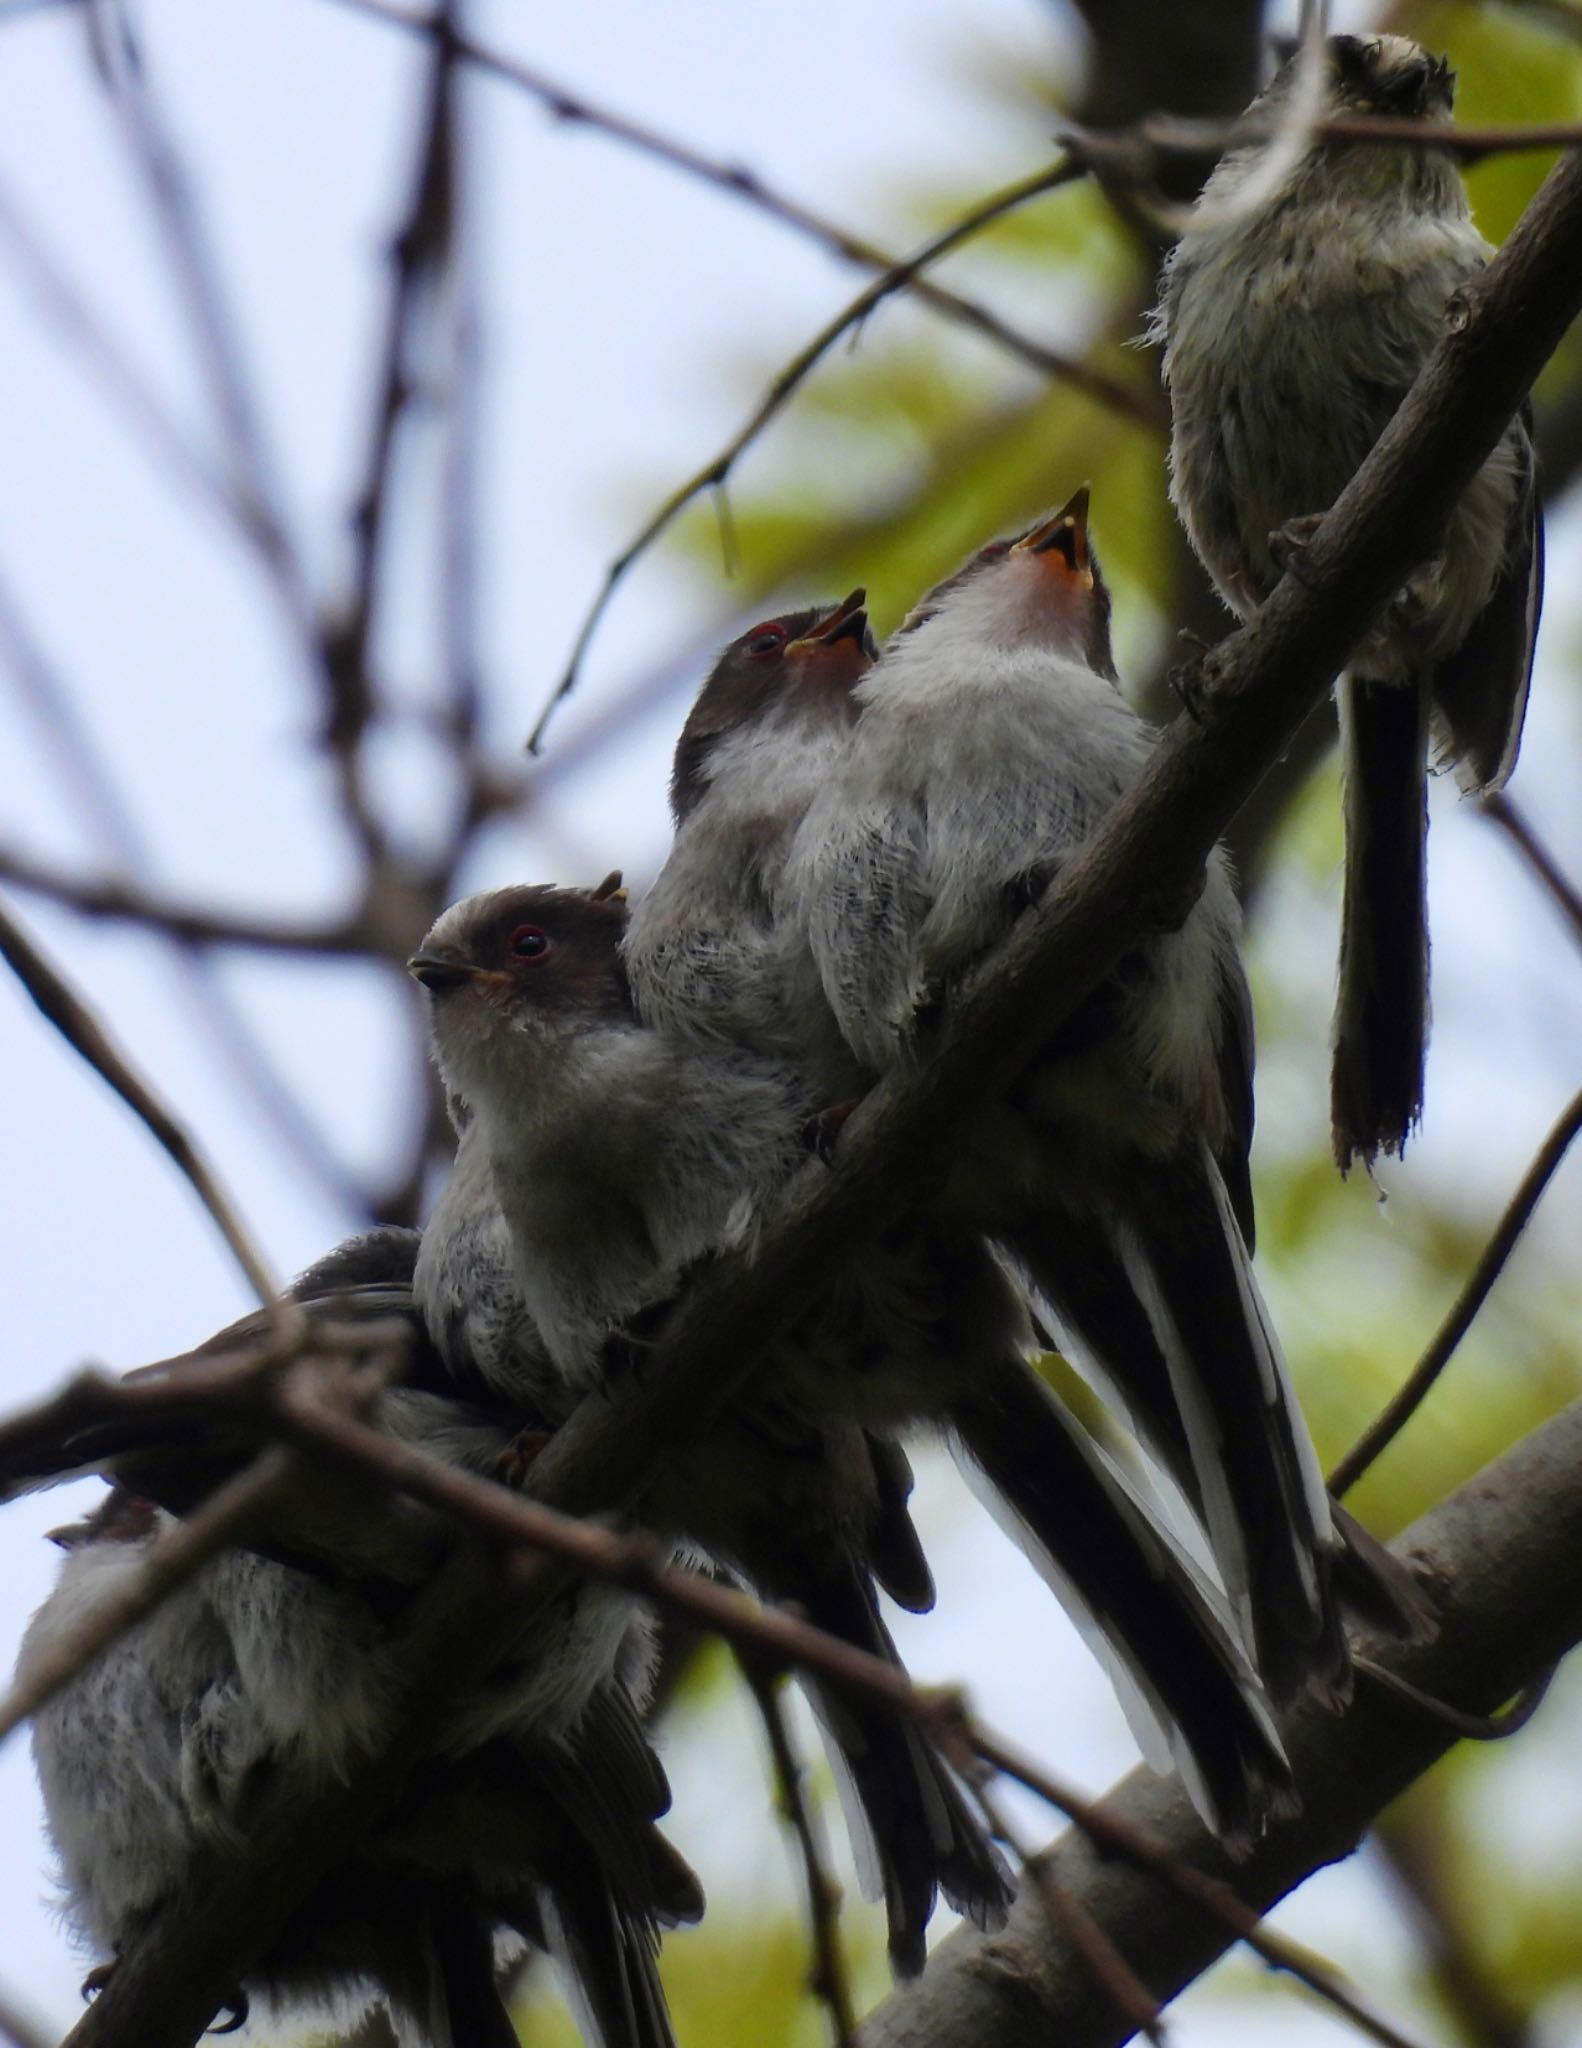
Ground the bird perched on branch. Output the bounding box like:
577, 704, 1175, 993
412, 876, 1296, 1856
625, 590, 875, 1087
1152, 31, 1543, 1169
782, 489, 1349, 1709
411, 878, 1013, 1972
19, 1236, 701, 2048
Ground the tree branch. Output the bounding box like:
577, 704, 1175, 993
0, 898, 285, 1312
44, 127, 1582, 2048
530, 154, 1090, 749
520, 140, 1582, 1530
326, 0, 1157, 427
857, 1395, 1582, 2047
1329, 1085, 1582, 1496
0, 844, 370, 956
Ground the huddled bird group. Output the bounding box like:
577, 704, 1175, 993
13, 34, 1542, 2048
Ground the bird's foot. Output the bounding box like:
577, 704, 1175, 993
496, 1428, 554, 1489
1168, 632, 1220, 723
802, 1099, 860, 1161
1268, 511, 1326, 582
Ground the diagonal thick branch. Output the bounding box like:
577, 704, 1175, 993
55, 137, 1582, 2048
858, 1396, 1582, 2048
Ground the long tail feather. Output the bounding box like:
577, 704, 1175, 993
948, 1356, 1293, 1846
1110, 1146, 1344, 1705
785, 1564, 1011, 1975
1332, 672, 1430, 1169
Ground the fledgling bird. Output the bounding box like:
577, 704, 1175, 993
625, 594, 1307, 1837
24, 1483, 699, 2048
18, 1232, 698, 2048
411, 880, 1013, 1972
412, 881, 1297, 1855
783, 489, 1349, 1708
625, 590, 875, 1083
1153, 32, 1543, 1168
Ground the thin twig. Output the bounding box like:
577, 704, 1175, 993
0, 1448, 293, 1746
1353, 1658, 1559, 1745
323, 0, 1157, 430
1065, 108, 1582, 174
0, 170, 238, 526
1481, 792, 1582, 951
0, 1984, 51, 2048
1329, 1086, 1582, 1497
969, 1726, 1441, 2048
0, 896, 286, 1316
84, 0, 316, 643
0, 572, 378, 1213
740, 1659, 859, 2048
530, 153, 1088, 750
0, 1346, 1438, 2048
967, 1767, 1167, 2046
0, 845, 369, 955
321, 9, 461, 866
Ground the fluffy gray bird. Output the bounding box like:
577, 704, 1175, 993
624, 596, 1307, 1839
1153, 32, 1543, 1168
625, 592, 875, 1084
412, 880, 1297, 1853
783, 490, 1349, 1708
20, 1236, 697, 2048
410, 879, 1013, 1971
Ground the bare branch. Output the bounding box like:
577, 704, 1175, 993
84, 0, 316, 643
1481, 792, 1582, 952
530, 154, 1089, 750
1329, 1085, 1582, 1497
0, 896, 285, 1313
858, 1398, 1582, 2048
0, 567, 382, 1216
325, 0, 1158, 427
741, 1658, 860, 2048
0, 170, 238, 526
0, 1983, 51, 2048
966, 1770, 1167, 2047
8, 1343, 1475, 2048
0, 844, 371, 956
320, 8, 462, 867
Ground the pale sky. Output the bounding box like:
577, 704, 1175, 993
0, 0, 1577, 2041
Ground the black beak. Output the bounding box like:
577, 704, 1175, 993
407, 952, 478, 992
789, 587, 871, 658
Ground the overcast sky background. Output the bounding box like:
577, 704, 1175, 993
0, 0, 1578, 2040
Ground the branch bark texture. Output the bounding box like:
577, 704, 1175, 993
54, 136, 1582, 2048
859, 1396, 1582, 2047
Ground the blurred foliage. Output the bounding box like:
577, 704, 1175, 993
592, 3, 1582, 2045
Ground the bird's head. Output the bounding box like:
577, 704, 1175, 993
671, 590, 876, 819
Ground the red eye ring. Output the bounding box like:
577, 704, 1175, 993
508, 925, 551, 962
744, 621, 788, 659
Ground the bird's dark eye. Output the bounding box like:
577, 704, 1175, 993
744, 622, 789, 659
977, 540, 1012, 564
507, 924, 550, 962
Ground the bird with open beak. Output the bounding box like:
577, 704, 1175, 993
1153, 32, 1543, 1169
624, 586, 1301, 1843
625, 591, 877, 1080
784, 487, 1355, 1710
410, 869, 1308, 1861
